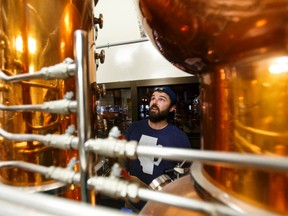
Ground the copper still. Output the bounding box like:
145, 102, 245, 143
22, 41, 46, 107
0, 0, 97, 197
1, 0, 288, 215
136, 0, 288, 215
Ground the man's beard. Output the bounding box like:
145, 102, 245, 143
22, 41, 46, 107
149, 105, 170, 122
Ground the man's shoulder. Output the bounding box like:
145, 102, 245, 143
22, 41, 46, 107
125, 119, 149, 140
130, 119, 148, 127
167, 123, 185, 133
127, 119, 149, 132
166, 124, 191, 147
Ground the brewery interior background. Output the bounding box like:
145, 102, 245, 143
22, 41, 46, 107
94, 0, 201, 149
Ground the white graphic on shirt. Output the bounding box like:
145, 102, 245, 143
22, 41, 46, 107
138, 135, 163, 175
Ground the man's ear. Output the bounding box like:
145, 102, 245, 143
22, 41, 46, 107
169, 104, 176, 112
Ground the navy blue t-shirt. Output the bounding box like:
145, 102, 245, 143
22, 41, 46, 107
125, 119, 191, 186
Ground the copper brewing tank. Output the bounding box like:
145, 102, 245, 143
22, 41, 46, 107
136, 0, 288, 215
0, 0, 96, 195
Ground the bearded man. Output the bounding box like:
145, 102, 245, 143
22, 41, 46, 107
124, 86, 191, 212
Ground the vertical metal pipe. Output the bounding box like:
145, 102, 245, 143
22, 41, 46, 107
74, 30, 92, 202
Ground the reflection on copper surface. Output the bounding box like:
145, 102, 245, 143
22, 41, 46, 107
138, 0, 288, 73
137, 0, 288, 214
140, 175, 206, 216
200, 55, 288, 214
0, 0, 95, 192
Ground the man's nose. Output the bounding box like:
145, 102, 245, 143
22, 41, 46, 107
151, 101, 159, 107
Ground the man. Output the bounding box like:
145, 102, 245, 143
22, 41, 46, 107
125, 86, 191, 211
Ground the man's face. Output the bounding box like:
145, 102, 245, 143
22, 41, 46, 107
149, 91, 174, 122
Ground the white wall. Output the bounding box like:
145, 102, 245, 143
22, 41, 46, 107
94, 0, 192, 84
